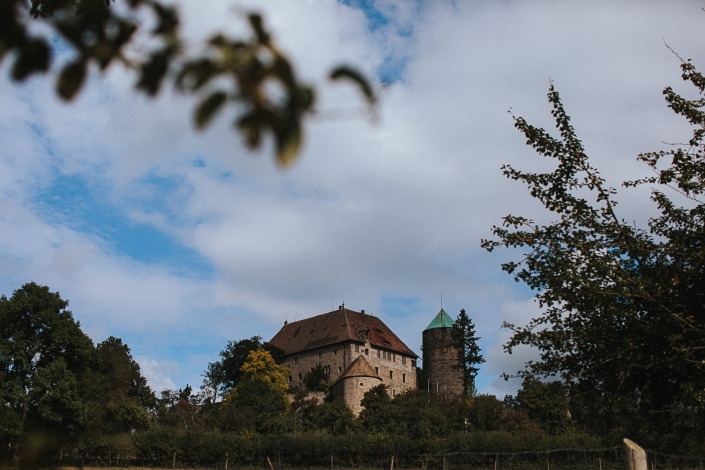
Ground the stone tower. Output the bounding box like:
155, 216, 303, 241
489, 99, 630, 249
422, 309, 464, 395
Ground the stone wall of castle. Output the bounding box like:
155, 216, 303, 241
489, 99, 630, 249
422, 327, 463, 395
330, 375, 381, 416
284, 340, 417, 396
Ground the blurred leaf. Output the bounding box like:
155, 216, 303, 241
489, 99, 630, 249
176, 59, 216, 92
57, 60, 86, 100
274, 121, 302, 167
136, 48, 172, 95
248, 14, 269, 45
330, 65, 376, 105
11, 39, 49, 80
237, 112, 263, 149
195, 91, 227, 129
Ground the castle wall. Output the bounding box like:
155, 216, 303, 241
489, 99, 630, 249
330, 375, 382, 416
422, 327, 464, 395
284, 341, 417, 396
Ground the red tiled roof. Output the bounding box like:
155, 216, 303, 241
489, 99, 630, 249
331, 355, 381, 387
269, 307, 418, 358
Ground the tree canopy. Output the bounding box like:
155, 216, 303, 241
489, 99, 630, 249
203, 336, 284, 399
452, 309, 485, 396
483, 59, 705, 443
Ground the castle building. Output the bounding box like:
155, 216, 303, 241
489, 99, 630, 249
269, 306, 418, 414
422, 308, 464, 395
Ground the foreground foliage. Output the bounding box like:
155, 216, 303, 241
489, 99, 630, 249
1, 0, 374, 165
483, 59, 705, 444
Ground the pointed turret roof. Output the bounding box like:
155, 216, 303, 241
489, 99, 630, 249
331, 355, 381, 387
424, 308, 455, 330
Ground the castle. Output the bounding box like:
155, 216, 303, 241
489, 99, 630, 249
269, 305, 463, 415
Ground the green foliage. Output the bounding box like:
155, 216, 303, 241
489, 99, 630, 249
515, 378, 570, 435
85, 336, 155, 435
313, 399, 356, 435
483, 59, 705, 445
204, 336, 284, 398
303, 362, 331, 391
452, 309, 485, 396
219, 350, 290, 434
0, 282, 95, 461
359, 384, 393, 433
1, 0, 375, 165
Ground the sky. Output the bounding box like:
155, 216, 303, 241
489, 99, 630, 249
2, 0, 705, 397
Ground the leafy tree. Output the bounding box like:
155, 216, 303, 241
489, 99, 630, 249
85, 336, 155, 434
359, 384, 393, 433
452, 309, 485, 396
289, 390, 320, 433
2, 0, 374, 166
313, 399, 356, 435
515, 378, 570, 435
204, 336, 284, 399
483, 58, 705, 444
221, 349, 290, 434
303, 363, 330, 392
0, 283, 96, 462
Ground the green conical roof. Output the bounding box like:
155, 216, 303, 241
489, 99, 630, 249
424, 309, 455, 330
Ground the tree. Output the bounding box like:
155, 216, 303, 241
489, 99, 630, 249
452, 309, 485, 396
359, 384, 393, 433
482, 58, 705, 444
2, 0, 374, 166
312, 399, 356, 435
221, 349, 290, 434
515, 378, 570, 435
303, 363, 330, 392
204, 336, 284, 399
0, 283, 96, 462
85, 336, 155, 434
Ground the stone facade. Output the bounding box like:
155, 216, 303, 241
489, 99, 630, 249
283, 339, 417, 397
330, 375, 382, 416
269, 306, 418, 412
422, 310, 464, 395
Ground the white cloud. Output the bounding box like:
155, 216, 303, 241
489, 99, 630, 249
136, 357, 179, 393
1, 0, 704, 394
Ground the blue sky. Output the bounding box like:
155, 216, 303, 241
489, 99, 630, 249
1, 0, 704, 396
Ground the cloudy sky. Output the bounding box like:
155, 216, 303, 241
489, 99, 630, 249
2, 0, 704, 397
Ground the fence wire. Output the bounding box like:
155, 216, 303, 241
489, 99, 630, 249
48, 445, 705, 470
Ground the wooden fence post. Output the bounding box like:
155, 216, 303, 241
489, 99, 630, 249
225, 452, 228, 470
172, 452, 176, 470
623, 439, 647, 470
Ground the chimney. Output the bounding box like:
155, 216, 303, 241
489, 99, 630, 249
361, 309, 365, 314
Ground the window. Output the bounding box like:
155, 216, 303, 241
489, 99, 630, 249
392, 353, 396, 362
355, 344, 359, 352
334, 349, 337, 355
298, 373, 302, 381
412, 360, 416, 368
402, 374, 406, 383
289, 375, 292, 382
389, 371, 393, 380
383, 351, 387, 359
392, 389, 395, 397
338, 367, 342, 373
294, 357, 298, 365
324, 365, 330, 374
318, 350, 322, 359
365, 348, 369, 355
375, 367, 379, 374
402, 356, 407, 365
377, 349, 380, 358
